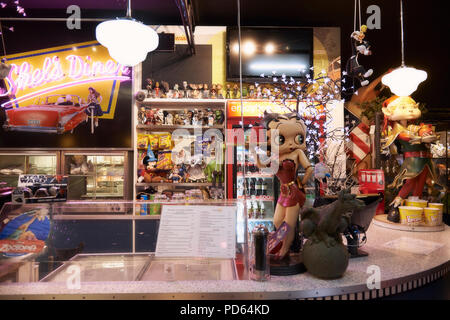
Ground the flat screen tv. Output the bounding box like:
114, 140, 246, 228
226, 27, 313, 82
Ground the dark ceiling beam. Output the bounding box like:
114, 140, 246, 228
174, 0, 196, 55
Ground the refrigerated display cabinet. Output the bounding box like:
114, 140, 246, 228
62, 152, 128, 200
0, 152, 58, 188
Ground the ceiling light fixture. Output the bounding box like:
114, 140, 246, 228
381, 0, 427, 96
95, 0, 159, 67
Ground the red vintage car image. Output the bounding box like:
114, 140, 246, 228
2, 94, 90, 134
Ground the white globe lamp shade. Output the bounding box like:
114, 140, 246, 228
96, 19, 159, 67
381, 66, 427, 97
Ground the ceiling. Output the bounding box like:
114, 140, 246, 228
1, 0, 449, 114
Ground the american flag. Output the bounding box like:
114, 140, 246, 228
348, 122, 371, 163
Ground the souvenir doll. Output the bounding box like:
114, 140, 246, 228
161, 81, 170, 98
154, 81, 161, 98
173, 84, 180, 99
192, 109, 202, 126
169, 165, 182, 183
138, 107, 147, 125
225, 84, 231, 99
217, 84, 224, 99
191, 84, 199, 99
207, 109, 215, 126
163, 111, 174, 125
146, 78, 154, 98
139, 152, 170, 183
232, 84, 240, 99
251, 112, 314, 260
185, 110, 194, 125
183, 81, 190, 98
155, 109, 164, 125
248, 85, 255, 99
345, 24, 373, 87
381, 96, 439, 223
256, 86, 262, 99
202, 84, 209, 99
214, 109, 224, 125
145, 108, 156, 125
210, 84, 217, 99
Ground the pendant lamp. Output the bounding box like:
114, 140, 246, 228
381, 0, 427, 96
96, 0, 159, 67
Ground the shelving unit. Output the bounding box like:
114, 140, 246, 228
133, 95, 227, 208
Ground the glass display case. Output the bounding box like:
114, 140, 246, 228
0, 200, 246, 285
0, 152, 58, 187
62, 152, 127, 200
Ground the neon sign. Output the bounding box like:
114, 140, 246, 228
0, 41, 131, 119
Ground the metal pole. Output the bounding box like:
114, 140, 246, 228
126, 0, 132, 18
400, 0, 405, 67
375, 112, 381, 169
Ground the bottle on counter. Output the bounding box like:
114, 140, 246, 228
260, 201, 265, 218
255, 178, 262, 196
253, 201, 260, 218
261, 179, 268, 196
250, 225, 270, 281
249, 178, 256, 196
248, 201, 254, 219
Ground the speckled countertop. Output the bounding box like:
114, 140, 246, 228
1, 224, 449, 299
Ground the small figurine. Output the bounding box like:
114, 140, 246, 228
185, 110, 193, 125
163, 111, 174, 125
155, 109, 164, 125
173, 84, 180, 99
210, 84, 217, 99
232, 84, 240, 99
192, 109, 202, 126
183, 81, 190, 98
207, 109, 215, 126
190, 84, 199, 99
145, 108, 156, 125
214, 109, 224, 125
161, 81, 170, 98
146, 78, 153, 98
225, 84, 231, 99
169, 165, 182, 183
216, 84, 224, 99
248, 85, 255, 99
256, 86, 262, 99
346, 24, 373, 87
202, 84, 209, 99
138, 107, 147, 125
154, 81, 161, 98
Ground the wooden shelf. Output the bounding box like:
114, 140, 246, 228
137, 98, 227, 107
136, 182, 215, 187
136, 124, 224, 131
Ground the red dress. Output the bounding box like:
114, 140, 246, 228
276, 159, 306, 208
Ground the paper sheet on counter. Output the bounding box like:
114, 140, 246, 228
155, 205, 236, 259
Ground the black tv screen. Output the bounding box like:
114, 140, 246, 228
226, 27, 313, 81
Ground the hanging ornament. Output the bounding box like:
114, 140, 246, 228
345, 0, 374, 89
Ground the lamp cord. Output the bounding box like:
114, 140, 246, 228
400, 0, 405, 67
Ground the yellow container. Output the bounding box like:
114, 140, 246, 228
423, 207, 442, 226
398, 206, 423, 225
428, 203, 444, 213
405, 199, 428, 208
